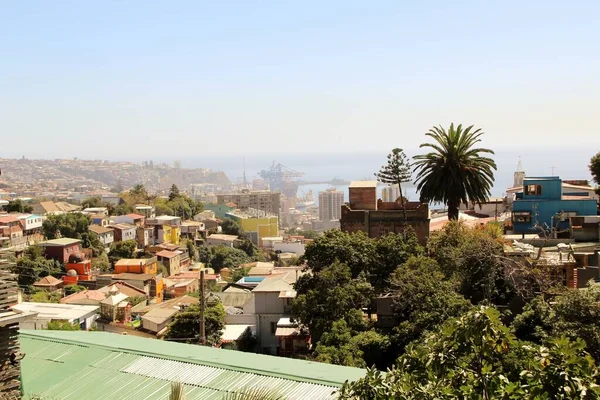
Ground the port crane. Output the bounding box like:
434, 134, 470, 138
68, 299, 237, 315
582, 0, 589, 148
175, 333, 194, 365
258, 162, 304, 196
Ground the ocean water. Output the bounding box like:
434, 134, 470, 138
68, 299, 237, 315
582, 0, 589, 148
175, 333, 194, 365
168, 145, 596, 205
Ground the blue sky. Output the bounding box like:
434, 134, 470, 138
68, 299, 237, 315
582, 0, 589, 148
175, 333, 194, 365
1, 1, 599, 159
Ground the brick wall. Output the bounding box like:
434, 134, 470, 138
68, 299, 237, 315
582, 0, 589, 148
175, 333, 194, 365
349, 187, 377, 210
340, 204, 430, 244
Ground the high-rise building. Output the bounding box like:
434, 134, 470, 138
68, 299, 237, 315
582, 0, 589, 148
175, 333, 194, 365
217, 190, 281, 218
381, 184, 401, 202
318, 188, 344, 221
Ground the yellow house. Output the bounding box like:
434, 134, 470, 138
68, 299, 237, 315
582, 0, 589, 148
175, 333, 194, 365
162, 225, 181, 245
225, 210, 278, 245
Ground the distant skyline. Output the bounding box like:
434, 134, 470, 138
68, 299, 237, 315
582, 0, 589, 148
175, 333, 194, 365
1, 1, 599, 158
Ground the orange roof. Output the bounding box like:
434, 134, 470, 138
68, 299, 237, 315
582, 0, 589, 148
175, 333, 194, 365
156, 250, 178, 258
60, 289, 106, 304
0, 216, 19, 224
126, 213, 145, 219
33, 275, 63, 287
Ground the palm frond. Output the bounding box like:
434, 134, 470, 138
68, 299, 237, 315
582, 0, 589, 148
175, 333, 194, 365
169, 381, 186, 400
413, 123, 497, 219
222, 387, 286, 400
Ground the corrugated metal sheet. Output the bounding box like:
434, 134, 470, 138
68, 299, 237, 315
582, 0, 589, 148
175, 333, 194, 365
123, 356, 337, 400
21, 335, 345, 400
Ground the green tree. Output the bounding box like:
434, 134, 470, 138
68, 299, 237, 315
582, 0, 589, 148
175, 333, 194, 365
375, 148, 412, 221
372, 230, 423, 291
29, 290, 61, 303
108, 239, 138, 264
81, 196, 103, 209
221, 218, 243, 236
590, 152, 600, 184
92, 252, 111, 272
13, 245, 61, 289
168, 184, 181, 201
302, 230, 376, 278
427, 221, 508, 305
185, 240, 198, 261
42, 213, 91, 240
339, 306, 600, 400
302, 229, 422, 290
388, 256, 472, 360
3, 199, 33, 213
292, 261, 373, 344
237, 238, 265, 261
413, 123, 497, 220
164, 301, 225, 346
154, 198, 175, 216
113, 203, 134, 216
46, 320, 81, 331
129, 184, 148, 203
64, 284, 86, 295
208, 245, 251, 272
128, 296, 147, 307
81, 231, 104, 257
512, 285, 600, 363
314, 320, 366, 367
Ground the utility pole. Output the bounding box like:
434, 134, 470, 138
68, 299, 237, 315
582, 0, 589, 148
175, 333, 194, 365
199, 270, 206, 345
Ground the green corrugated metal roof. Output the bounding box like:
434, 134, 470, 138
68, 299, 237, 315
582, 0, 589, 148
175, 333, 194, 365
20, 330, 366, 400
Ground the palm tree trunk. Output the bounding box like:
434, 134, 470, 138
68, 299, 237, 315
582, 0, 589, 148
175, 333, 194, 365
448, 200, 459, 220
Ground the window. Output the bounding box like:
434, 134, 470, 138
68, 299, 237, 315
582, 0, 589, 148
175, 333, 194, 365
513, 211, 531, 223
525, 184, 542, 196
270, 321, 277, 335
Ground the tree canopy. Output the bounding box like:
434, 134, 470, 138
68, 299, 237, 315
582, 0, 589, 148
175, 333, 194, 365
590, 152, 600, 184
413, 123, 497, 220
293, 261, 372, 344
164, 301, 225, 346
108, 239, 138, 264
339, 306, 600, 399
221, 218, 243, 236
12, 245, 62, 289
3, 199, 32, 213
375, 148, 411, 206
42, 213, 91, 240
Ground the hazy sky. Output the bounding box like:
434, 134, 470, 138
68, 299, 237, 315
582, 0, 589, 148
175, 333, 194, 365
1, 1, 599, 159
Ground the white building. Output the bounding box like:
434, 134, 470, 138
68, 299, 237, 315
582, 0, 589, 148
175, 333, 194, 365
206, 234, 239, 248
273, 241, 305, 256
318, 188, 344, 221
16, 214, 43, 234
252, 269, 302, 355
11, 302, 99, 330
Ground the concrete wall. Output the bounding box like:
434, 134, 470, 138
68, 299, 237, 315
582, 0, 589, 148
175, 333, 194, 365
224, 314, 256, 325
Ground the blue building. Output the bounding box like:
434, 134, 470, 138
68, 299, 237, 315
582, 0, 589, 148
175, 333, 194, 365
511, 176, 598, 234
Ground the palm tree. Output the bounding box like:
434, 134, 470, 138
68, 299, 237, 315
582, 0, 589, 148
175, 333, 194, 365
129, 184, 148, 200
413, 123, 496, 220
